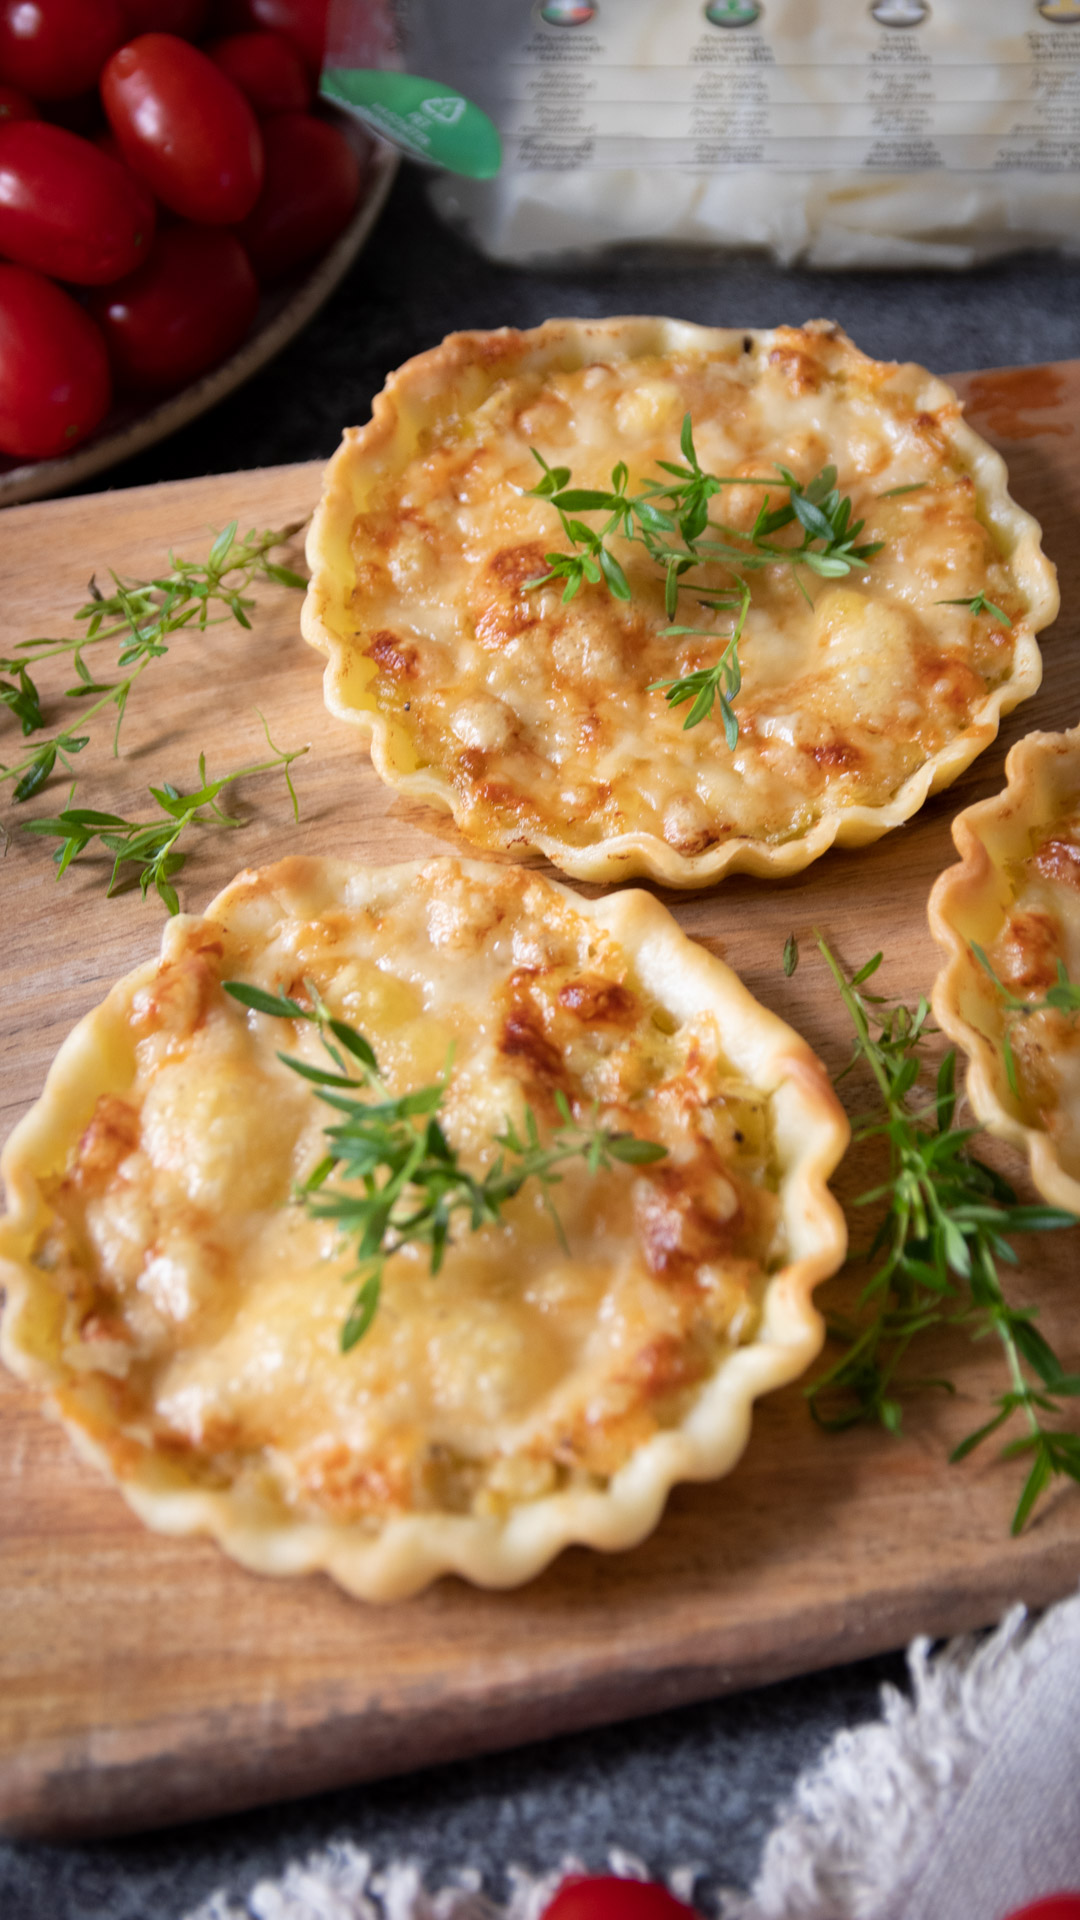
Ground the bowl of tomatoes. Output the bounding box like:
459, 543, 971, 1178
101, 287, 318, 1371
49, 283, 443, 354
0, 0, 396, 506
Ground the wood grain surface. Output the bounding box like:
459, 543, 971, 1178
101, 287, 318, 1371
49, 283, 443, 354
3, 360, 1080, 1842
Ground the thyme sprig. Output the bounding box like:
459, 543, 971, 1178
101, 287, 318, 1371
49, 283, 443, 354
809, 935, 1080, 1534
647, 609, 746, 745
25, 725, 307, 915
526, 416, 883, 740
223, 979, 668, 1350
972, 944, 1080, 1098
0, 520, 305, 804
936, 591, 1012, 626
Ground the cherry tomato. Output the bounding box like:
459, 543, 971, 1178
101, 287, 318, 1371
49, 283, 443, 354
213, 0, 327, 77
0, 82, 35, 123
0, 0, 125, 102
236, 111, 360, 282
1002, 1899, 1080, 1920
541, 1877, 702, 1920
88, 224, 258, 393
119, 0, 209, 32
0, 121, 154, 283
207, 31, 310, 116
0, 264, 110, 459
102, 33, 263, 224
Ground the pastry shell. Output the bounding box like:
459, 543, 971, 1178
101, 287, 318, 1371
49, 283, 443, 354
930, 726, 1080, 1213
302, 316, 1058, 888
0, 856, 849, 1602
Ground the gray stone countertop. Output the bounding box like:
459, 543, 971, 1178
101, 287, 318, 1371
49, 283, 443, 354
3, 162, 1077, 1919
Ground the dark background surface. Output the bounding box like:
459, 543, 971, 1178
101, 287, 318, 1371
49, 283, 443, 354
3, 161, 1079, 1919
82, 166, 1080, 493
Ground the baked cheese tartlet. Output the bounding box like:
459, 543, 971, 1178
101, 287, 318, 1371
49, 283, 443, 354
0, 857, 847, 1601
303, 317, 1057, 886
931, 728, 1080, 1215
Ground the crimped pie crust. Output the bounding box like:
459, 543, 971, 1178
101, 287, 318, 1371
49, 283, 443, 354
0, 856, 848, 1601
302, 317, 1058, 887
930, 726, 1080, 1214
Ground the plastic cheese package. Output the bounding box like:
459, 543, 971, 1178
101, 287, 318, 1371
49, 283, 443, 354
325, 0, 1080, 267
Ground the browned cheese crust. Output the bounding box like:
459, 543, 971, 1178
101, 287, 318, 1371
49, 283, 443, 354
0, 857, 848, 1599
303, 318, 1058, 885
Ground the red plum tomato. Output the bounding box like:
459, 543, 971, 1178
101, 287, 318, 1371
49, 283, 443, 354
214, 0, 328, 77
120, 0, 209, 32
89, 224, 258, 392
0, 83, 36, 122
0, 121, 155, 283
0, 0, 125, 101
208, 31, 310, 115
1002, 1901, 1080, 1920
236, 111, 360, 282
541, 1878, 702, 1920
102, 33, 263, 223
0, 264, 110, 458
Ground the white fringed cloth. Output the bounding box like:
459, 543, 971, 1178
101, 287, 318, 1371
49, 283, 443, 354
188, 1587, 1080, 1920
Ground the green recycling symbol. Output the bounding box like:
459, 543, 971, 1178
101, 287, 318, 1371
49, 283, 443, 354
320, 69, 502, 178
424, 96, 467, 127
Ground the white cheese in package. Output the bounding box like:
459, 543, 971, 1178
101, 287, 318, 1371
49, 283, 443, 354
339, 0, 1080, 266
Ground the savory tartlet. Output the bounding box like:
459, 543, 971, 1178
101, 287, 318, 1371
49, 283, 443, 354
302, 317, 1057, 887
930, 726, 1080, 1214
0, 855, 847, 1601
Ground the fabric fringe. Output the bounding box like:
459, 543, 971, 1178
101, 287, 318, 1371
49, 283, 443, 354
731, 1589, 1080, 1918
186, 1849, 657, 1920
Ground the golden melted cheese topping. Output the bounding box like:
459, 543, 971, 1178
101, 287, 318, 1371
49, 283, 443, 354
29, 861, 785, 1527
986, 809, 1080, 1178
346, 325, 1021, 859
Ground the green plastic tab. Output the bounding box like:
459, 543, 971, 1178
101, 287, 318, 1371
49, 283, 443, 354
321, 69, 502, 178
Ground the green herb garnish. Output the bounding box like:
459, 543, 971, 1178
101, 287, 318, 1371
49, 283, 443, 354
0, 521, 305, 804
782, 932, 799, 978
25, 721, 306, 915
527, 417, 883, 742
936, 592, 1012, 626
0, 660, 45, 738
971, 943, 1080, 1098
809, 935, 1080, 1534
223, 980, 669, 1349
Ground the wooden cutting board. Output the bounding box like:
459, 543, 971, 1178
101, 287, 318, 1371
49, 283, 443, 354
3, 360, 1080, 1842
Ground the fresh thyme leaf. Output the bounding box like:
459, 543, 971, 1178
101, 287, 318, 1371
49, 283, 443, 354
342, 1274, 382, 1352
223, 981, 668, 1349
223, 982, 309, 1019
527, 419, 884, 746
1, 521, 306, 804
878, 482, 928, 499
783, 933, 799, 978
13, 739, 82, 802
23, 721, 307, 914
936, 592, 1012, 626
0, 659, 45, 736
809, 934, 1080, 1532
